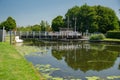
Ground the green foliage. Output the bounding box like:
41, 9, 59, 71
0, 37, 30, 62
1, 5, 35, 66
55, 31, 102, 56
106, 31, 120, 39
118, 20, 120, 29
90, 34, 105, 40
51, 15, 65, 31
0, 16, 16, 31
52, 4, 119, 33
32, 24, 41, 31
40, 20, 46, 31
94, 5, 119, 33
17, 20, 51, 32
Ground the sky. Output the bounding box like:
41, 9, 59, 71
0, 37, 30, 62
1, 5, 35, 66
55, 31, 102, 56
0, 0, 120, 26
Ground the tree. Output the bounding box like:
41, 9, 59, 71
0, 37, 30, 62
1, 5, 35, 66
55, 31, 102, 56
40, 20, 46, 31
65, 6, 80, 29
51, 15, 65, 31
78, 4, 97, 33
94, 5, 119, 33
0, 16, 16, 31
31, 24, 41, 31
17, 20, 50, 32
64, 4, 119, 33
45, 21, 52, 32
119, 21, 120, 30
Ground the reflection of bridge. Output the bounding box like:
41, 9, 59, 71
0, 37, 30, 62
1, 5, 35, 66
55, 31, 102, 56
52, 43, 90, 50
16, 31, 89, 41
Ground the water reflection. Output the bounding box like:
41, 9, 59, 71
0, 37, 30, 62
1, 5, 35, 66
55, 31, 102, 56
24, 42, 120, 79
51, 43, 120, 72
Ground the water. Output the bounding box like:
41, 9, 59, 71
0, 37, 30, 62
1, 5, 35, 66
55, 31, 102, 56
24, 42, 120, 79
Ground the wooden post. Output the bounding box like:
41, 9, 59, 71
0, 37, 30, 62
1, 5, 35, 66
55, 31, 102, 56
2, 27, 5, 42
10, 30, 12, 45
33, 31, 35, 38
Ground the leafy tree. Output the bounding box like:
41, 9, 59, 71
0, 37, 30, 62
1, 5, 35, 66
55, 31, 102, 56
17, 26, 25, 31
32, 24, 41, 31
18, 20, 50, 32
40, 20, 46, 31
51, 15, 65, 31
119, 21, 120, 30
78, 4, 97, 33
94, 5, 119, 33
54, 4, 119, 33
45, 21, 52, 32
17, 25, 32, 31
0, 16, 16, 31
65, 6, 80, 30
25, 25, 32, 31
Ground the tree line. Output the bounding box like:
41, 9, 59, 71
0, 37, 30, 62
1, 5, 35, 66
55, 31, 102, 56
52, 4, 120, 33
0, 17, 52, 32
0, 4, 120, 33
17, 20, 52, 32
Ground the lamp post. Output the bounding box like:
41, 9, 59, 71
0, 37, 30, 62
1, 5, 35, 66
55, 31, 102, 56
67, 16, 70, 29
73, 17, 77, 32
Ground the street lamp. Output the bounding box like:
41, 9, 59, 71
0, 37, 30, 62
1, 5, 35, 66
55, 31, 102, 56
73, 17, 77, 32
67, 16, 70, 29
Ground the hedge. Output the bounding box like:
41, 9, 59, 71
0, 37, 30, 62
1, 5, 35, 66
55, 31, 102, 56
106, 31, 120, 39
90, 34, 105, 40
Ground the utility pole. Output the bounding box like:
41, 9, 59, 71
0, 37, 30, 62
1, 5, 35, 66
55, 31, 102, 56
73, 17, 77, 32
67, 16, 69, 29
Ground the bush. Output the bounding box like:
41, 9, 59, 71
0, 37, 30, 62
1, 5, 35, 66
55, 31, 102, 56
106, 31, 120, 39
90, 34, 105, 40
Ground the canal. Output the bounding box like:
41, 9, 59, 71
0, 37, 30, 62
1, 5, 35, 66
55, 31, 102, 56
16, 42, 120, 80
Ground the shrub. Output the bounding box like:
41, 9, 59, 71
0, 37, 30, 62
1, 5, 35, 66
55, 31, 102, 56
90, 34, 105, 40
106, 31, 120, 39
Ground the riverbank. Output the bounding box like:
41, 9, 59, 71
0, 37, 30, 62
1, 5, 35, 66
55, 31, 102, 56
89, 38, 120, 44
0, 42, 44, 80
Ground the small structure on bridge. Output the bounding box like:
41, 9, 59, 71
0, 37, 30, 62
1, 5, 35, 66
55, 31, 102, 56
59, 28, 81, 36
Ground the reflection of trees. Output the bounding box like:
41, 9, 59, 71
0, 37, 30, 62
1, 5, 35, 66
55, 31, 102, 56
104, 45, 120, 52
119, 64, 120, 70
90, 44, 105, 51
52, 45, 118, 72
52, 50, 67, 60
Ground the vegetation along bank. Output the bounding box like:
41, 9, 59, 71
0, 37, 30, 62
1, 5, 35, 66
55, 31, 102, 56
0, 42, 45, 80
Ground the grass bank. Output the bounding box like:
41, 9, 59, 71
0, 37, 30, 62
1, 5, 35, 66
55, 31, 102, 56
103, 38, 120, 42
0, 42, 44, 80
102, 38, 120, 43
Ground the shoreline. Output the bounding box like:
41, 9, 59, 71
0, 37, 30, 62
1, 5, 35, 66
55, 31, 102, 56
0, 42, 45, 80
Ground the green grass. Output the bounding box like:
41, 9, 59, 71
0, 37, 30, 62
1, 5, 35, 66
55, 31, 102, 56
90, 37, 120, 43
0, 42, 45, 80
103, 38, 120, 42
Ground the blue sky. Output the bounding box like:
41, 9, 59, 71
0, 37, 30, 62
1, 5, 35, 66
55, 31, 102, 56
0, 0, 120, 26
